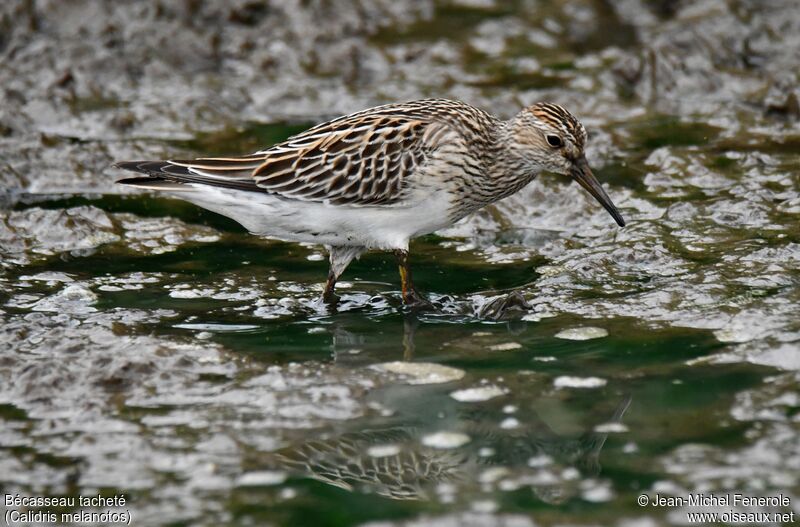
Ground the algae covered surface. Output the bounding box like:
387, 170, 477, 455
1, 0, 799, 525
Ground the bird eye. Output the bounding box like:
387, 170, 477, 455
545, 135, 563, 148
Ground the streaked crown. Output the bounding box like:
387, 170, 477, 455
528, 102, 587, 149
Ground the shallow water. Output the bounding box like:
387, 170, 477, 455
1, 0, 799, 525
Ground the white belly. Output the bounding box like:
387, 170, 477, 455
173, 185, 455, 250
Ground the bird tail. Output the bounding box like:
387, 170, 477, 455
112, 160, 262, 192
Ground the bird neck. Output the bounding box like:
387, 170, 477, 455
485, 120, 542, 197
444, 117, 542, 223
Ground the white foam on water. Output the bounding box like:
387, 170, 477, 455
500, 417, 520, 429
30, 284, 97, 314
169, 288, 216, 299
553, 376, 608, 389
522, 311, 558, 321
19, 272, 75, 283
366, 444, 401, 458
555, 327, 609, 340
478, 467, 510, 484
236, 471, 288, 487
471, 500, 499, 513
449, 385, 506, 402
174, 323, 259, 332
582, 481, 615, 503
713, 327, 756, 343
527, 454, 553, 467
371, 362, 465, 385
594, 422, 629, 433
488, 342, 523, 351
533, 356, 557, 362
421, 431, 471, 449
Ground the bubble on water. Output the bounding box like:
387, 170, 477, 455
521, 312, 557, 322
19, 272, 75, 284
279, 488, 297, 500
500, 417, 520, 429
367, 444, 401, 458
471, 500, 499, 513
450, 385, 506, 402
371, 362, 465, 385
713, 327, 756, 343
30, 284, 98, 314
527, 455, 553, 467
421, 431, 471, 449
594, 422, 629, 433
619, 442, 640, 457
479, 467, 510, 484
581, 480, 615, 502
169, 288, 216, 299
173, 323, 259, 332
253, 301, 297, 320
561, 467, 580, 480
555, 327, 609, 340
553, 376, 607, 389
236, 471, 288, 487
535, 265, 566, 277
488, 342, 523, 351
116, 215, 221, 254
692, 341, 800, 371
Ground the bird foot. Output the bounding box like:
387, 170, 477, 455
322, 290, 340, 307
402, 289, 437, 312
478, 291, 530, 320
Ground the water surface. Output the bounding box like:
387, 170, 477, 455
1, 0, 799, 525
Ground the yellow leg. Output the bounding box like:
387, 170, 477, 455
393, 249, 431, 307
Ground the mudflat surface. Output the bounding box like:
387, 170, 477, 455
1, 1, 799, 525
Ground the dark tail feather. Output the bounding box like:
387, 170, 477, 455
115, 176, 190, 191
113, 160, 263, 192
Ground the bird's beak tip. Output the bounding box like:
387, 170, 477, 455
570, 158, 626, 228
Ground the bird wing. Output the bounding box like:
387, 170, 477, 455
251, 113, 439, 205
118, 107, 451, 206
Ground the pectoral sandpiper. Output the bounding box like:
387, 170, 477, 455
114, 99, 625, 306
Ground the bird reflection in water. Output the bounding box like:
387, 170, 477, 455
273, 314, 630, 502
274, 395, 631, 502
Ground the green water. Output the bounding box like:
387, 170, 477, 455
3, 113, 798, 526
4, 112, 799, 525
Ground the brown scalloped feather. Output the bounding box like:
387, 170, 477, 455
114, 99, 493, 206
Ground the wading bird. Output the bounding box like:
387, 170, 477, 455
115, 99, 625, 306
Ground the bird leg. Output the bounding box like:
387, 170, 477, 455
393, 249, 432, 308
323, 245, 364, 305
322, 268, 339, 305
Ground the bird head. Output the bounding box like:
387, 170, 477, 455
507, 103, 626, 227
